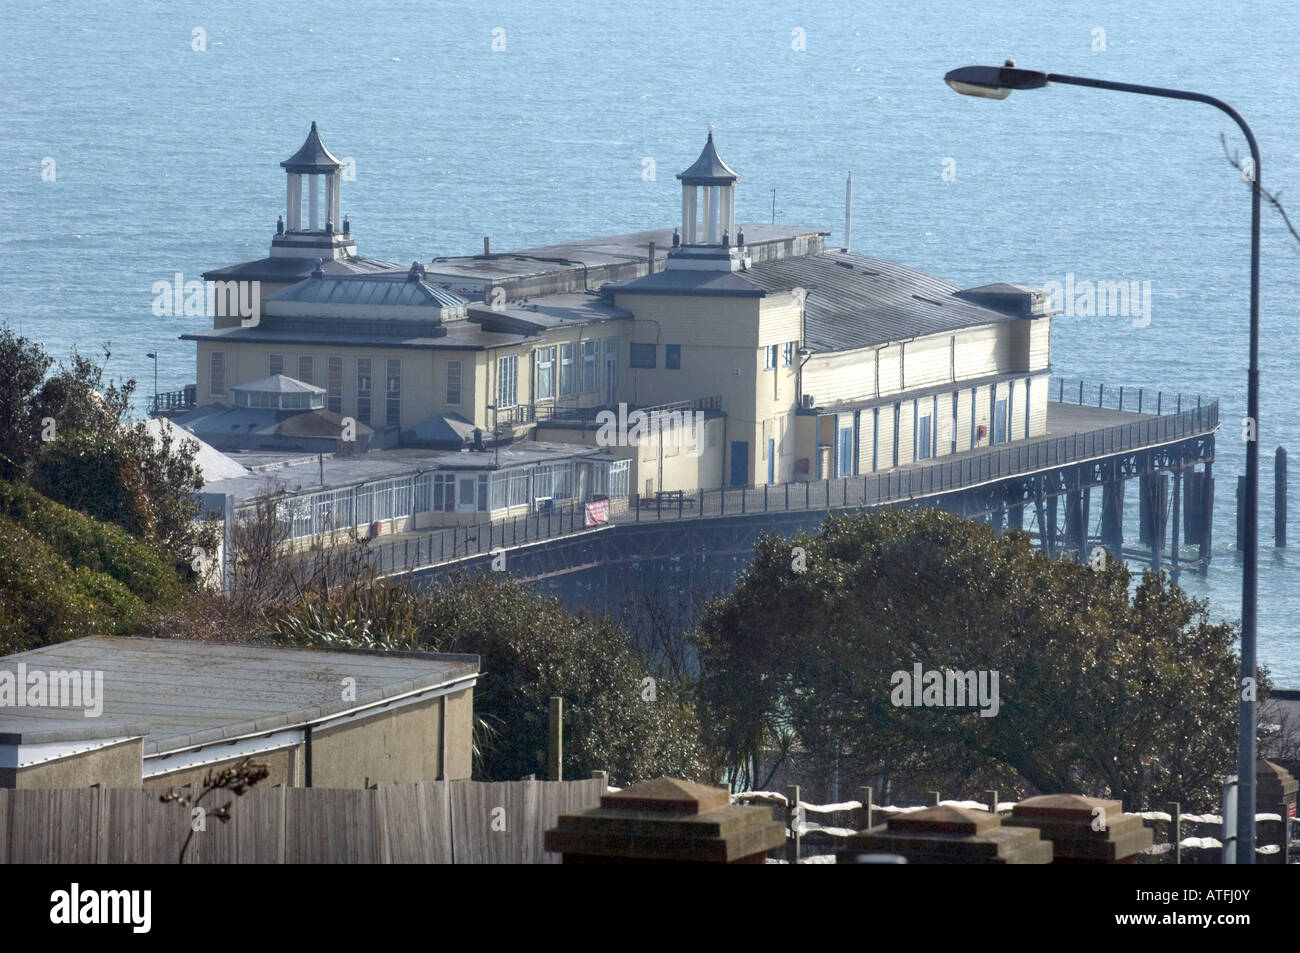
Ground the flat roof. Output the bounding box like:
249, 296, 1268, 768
0, 636, 478, 756
204, 440, 617, 506
424, 224, 821, 286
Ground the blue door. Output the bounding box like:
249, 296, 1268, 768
993, 399, 1008, 444
730, 441, 748, 487
767, 438, 775, 483
918, 414, 932, 460
838, 428, 853, 476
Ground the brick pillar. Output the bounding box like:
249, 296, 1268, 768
544, 777, 786, 864
840, 804, 1051, 864
1004, 794, 1152, 864
1256, 759, 1298, 865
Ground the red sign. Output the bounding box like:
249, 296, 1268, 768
584, 499, 610, 526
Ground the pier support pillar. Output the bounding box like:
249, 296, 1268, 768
1140, 473, 1169, 573
1065, 490, 1083, 561
1200, 462, 1214, 575
1102, 477, 1124, 560
1171, 467, 1182, 583
1047, 494, 1059, 558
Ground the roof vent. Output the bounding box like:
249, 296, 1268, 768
311, 258, 325, 279
408, 261, 427, 282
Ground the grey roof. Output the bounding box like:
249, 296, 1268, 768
611, 268, 767, 297
402, 413, 478, 447
0, 715, 152, 746
234, 373, 325, 395
270, 270, 468, 310
174, 404, 373, 440
677, 131, 740, 185
745, 252, 1029, 351
181, 315, 527, 351
202, 254, 400, 285
422, 225, 816, 288
0, 636, 478, 756
280, 121, 342, 173
469, 291, 632, 333
204, 441, 617, 506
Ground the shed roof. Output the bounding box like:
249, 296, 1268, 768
0, 637, 478, 756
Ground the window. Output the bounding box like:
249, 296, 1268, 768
535, 347, 555, 400
298, 356, 313, 385
665, 344, 681, 370
209, 351, 226, 396
783, 342, 794, 366
386, 359, 401, 427
559, 343, 576, 397
268, 353, 284, 377
436, 475, 455, 511
356, 359, 372, 425
765, 344, 778, 370
498, 355, 518, 408
581, 340, 598, 392
327, 357, 343, 414
629, 343, 656, 368
446, 360, 462, 406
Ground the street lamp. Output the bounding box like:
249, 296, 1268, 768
145, 352, 158, 415
945, 62, 1262, 862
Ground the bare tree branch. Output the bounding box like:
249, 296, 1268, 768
1221, 133, 1300, 251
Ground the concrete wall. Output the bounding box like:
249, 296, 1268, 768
3, 687, 476, 789
5, 738, 142, 789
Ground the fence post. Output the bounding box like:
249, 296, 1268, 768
928, 791, 941, 807
591, 770, 608, 793
764, 483, 769, 512
985, 790, 999, 815
785, 785, 802, 864
548, 696, 563, 782
858, 786, 875, 830
1166, 800, 1182, 865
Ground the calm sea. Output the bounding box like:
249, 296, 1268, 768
3, 0, 1299, 681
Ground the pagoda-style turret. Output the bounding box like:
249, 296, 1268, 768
666, 128, 747, 273
269, 122, 357, 261
677, 127, 740, 246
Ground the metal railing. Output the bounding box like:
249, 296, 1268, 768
624, 389, 1219, 524
290, 380, 1220, 574
1053, 376, 1202, 417
536, 395, 723, 425
362, 496, 625, 577
150, 385, 197, 415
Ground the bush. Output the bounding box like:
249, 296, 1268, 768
0, 480, 183, 606
0, 514, 146, 653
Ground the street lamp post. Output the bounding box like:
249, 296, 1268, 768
945, 62, 1262, 862
145, 352, 158, 415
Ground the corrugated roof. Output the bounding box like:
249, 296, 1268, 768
744, 252, 1024, 351
270, 272, 467, 310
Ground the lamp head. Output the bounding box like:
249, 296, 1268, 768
944, 60, 1049, 99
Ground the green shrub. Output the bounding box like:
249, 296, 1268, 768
0, 480, 183, 606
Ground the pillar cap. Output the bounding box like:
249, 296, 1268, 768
600, 777, 731, 815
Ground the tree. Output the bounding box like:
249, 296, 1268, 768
271, 573, 703, 786
693, 507, 1258, 810
0, 326, 215, 567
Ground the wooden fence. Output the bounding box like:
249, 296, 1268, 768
0, 776, 605, 864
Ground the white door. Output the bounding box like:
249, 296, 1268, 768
455, 476, 477, 514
